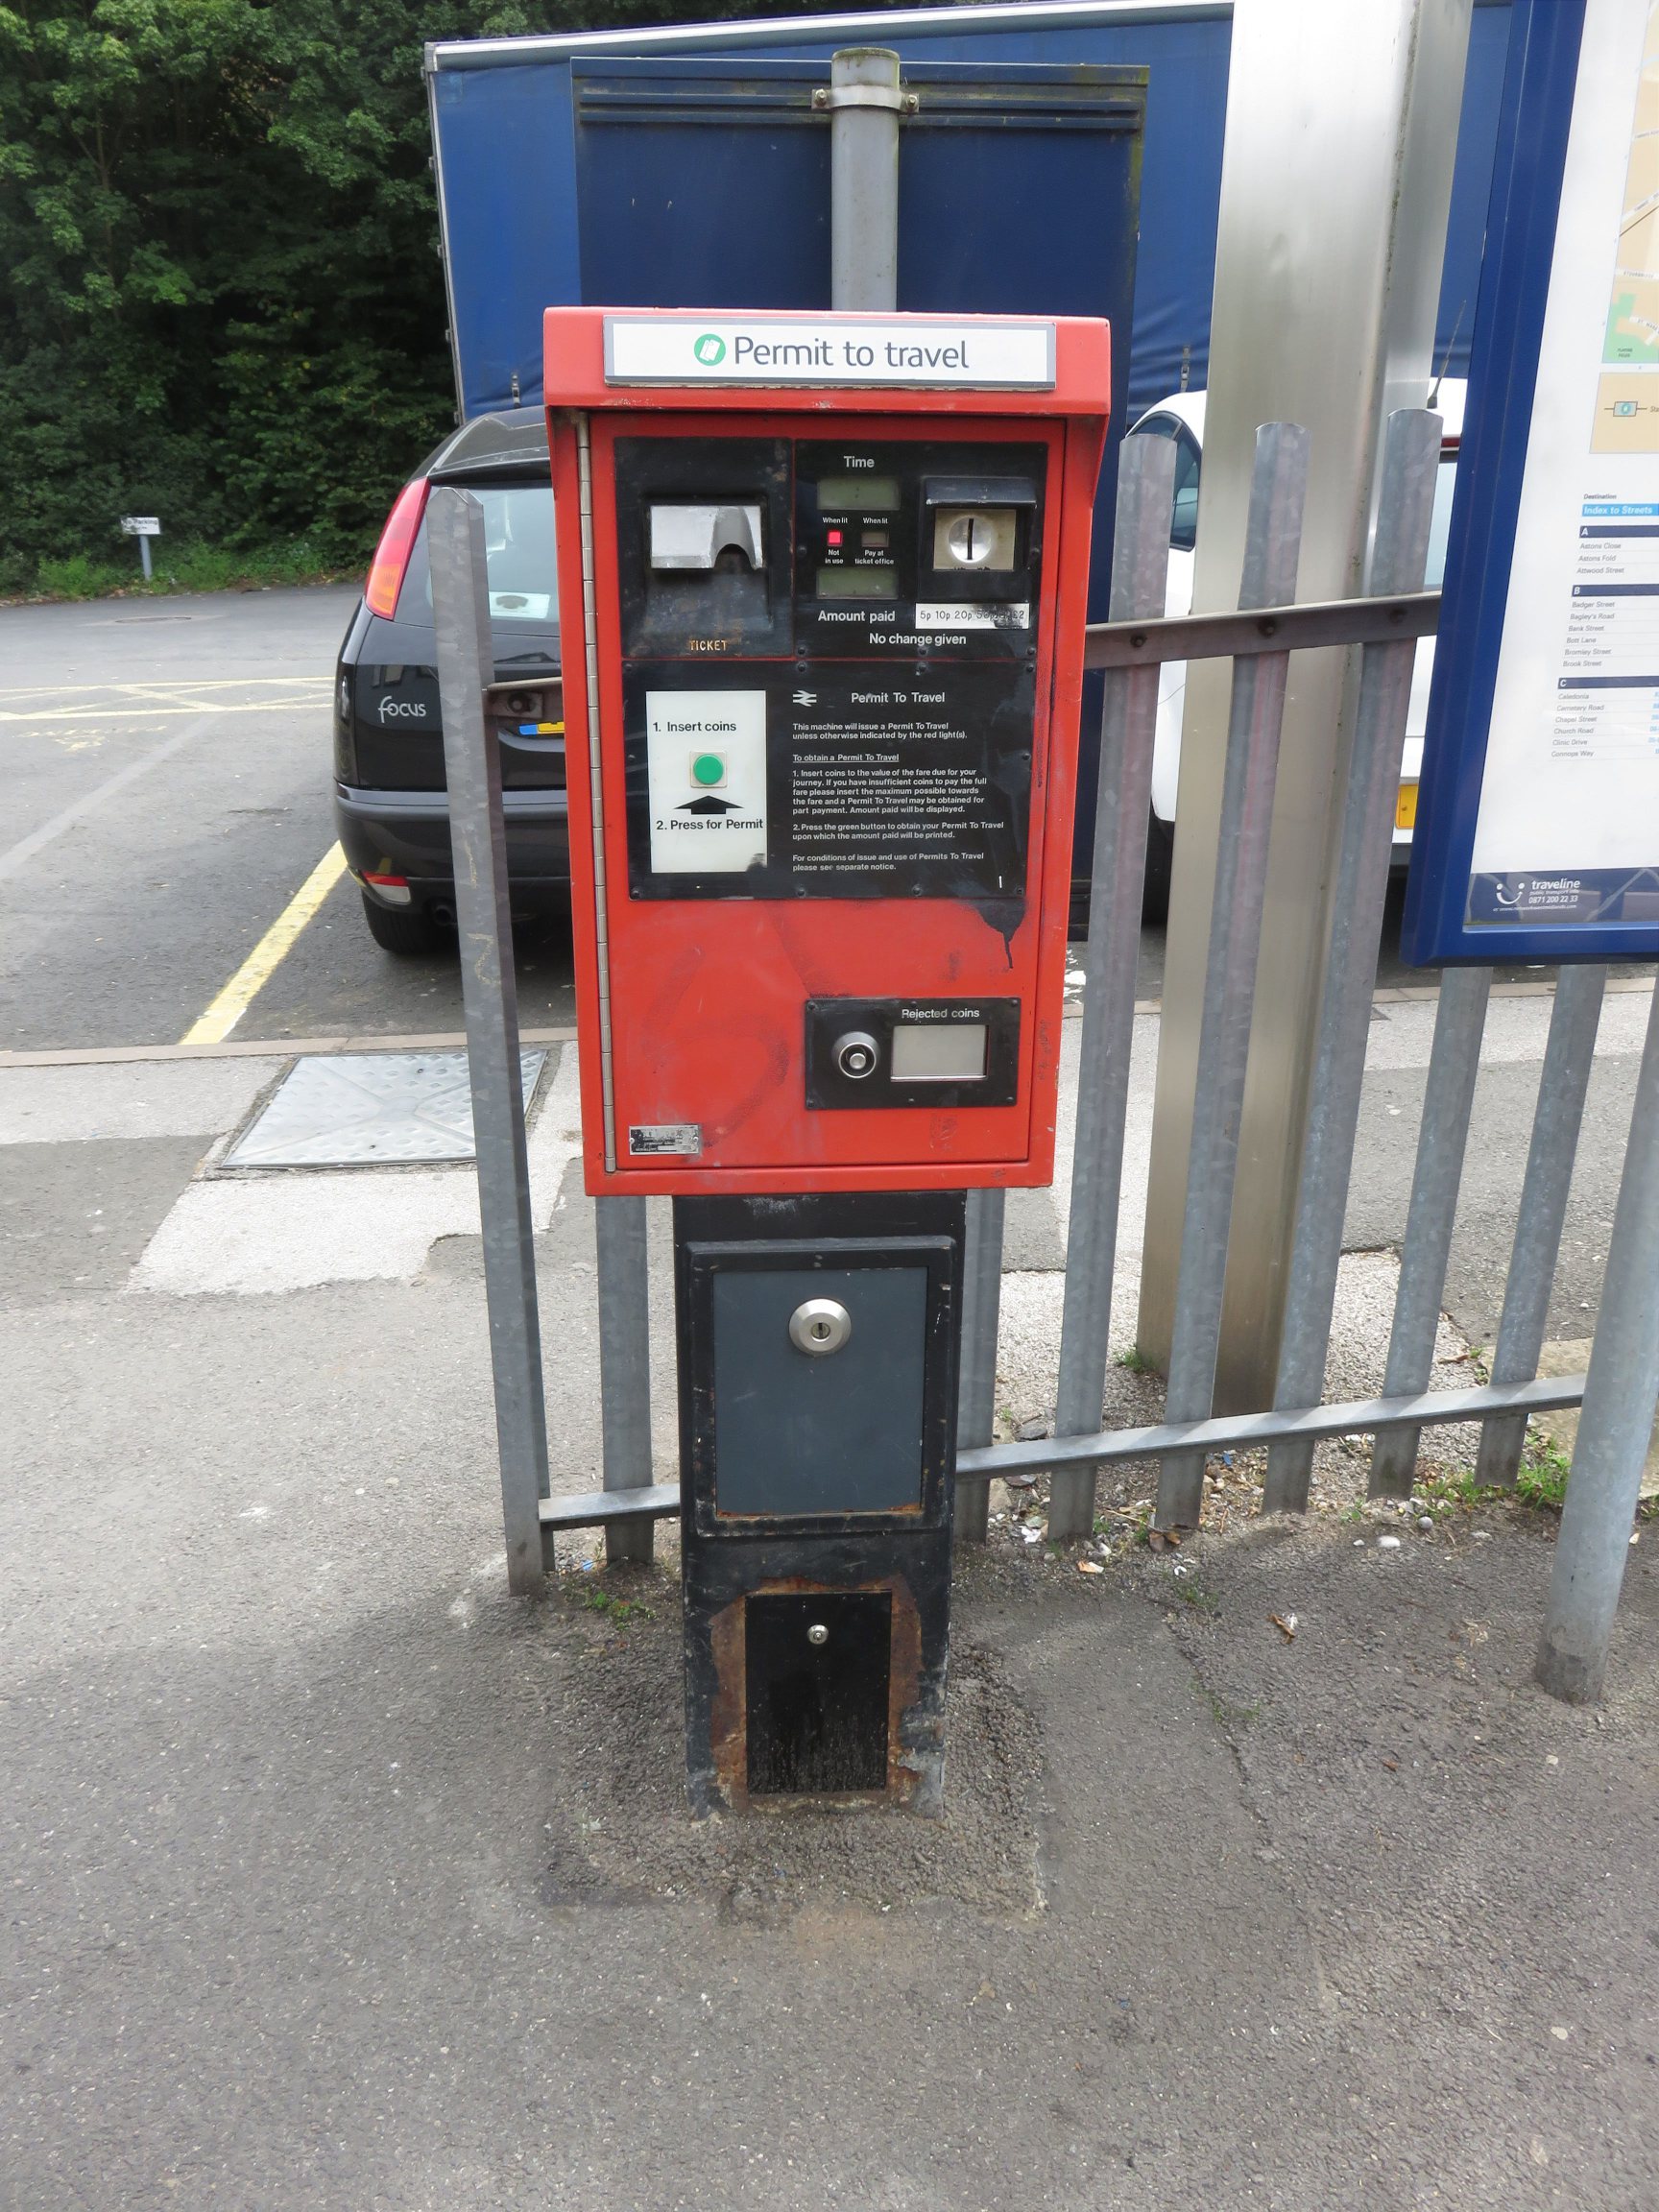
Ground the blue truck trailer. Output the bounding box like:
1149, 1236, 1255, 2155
426, 0, 1515, 429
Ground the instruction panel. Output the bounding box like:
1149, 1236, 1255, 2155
787, 670, 1029, 894
625, 664, 1033, 901
617, 430, 1046, 906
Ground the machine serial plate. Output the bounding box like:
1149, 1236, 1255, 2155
629, 1123, 704, 1156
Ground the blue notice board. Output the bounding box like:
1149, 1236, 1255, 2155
1404, 0, 1659, 964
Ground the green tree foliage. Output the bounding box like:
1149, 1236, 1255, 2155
0, 0, 873, 593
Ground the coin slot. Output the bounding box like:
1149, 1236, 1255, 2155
932, 506, 1019, 573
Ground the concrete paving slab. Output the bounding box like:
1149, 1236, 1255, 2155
999, 1186, 1067, 1271
1345, 1056, 1639, 1347
129, 1046, 582, 1295
0, 1136, 215, 1304
990, 1246, 1479, 1465
1360, 982, 1654, 1072
0, 1055, 284, 1144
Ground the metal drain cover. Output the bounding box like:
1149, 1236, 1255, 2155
226, 1050, 547, 1168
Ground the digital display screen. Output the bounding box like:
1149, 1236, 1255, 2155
889, 1023, 987, 1082
816, 564, 897, 598
815, 475, 902, 513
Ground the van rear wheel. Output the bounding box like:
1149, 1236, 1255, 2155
361, 889, 445, 956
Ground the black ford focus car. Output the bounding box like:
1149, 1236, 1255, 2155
333, 411, 565, 953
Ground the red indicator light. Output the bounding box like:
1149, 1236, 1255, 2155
826, 529, 843, 547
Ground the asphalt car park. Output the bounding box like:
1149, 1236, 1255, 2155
0, 587, 580, 1054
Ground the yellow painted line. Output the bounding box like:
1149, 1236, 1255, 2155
0, 701, 326, 724
0, 678, 331, 697
181, 844, 349, 1045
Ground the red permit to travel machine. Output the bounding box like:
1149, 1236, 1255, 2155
544, 306, 1109, 1815
545, 306, 1110, 1198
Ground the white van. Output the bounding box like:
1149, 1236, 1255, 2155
1127, 382, 1464, 920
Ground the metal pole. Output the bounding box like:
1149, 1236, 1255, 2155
955, 1187, 1005, 1545
1136, 0, 1474, 1410
139, 536, 153, 583
1536, 982, 1659, 1703
597, 1195, 654, 1565
1156, 424, 1310, 1531
828, 48, 902, 312
428, 485, 550, 1596
1262, 409, 1442, 1516
1367, 962, 1492, 1497
1476, 964, 1607, 1487
1047, 436, 1178, 1542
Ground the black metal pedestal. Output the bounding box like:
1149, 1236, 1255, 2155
674, 1190, 964, 1816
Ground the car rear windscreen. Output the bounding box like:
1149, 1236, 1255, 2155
397, 482, 558, 623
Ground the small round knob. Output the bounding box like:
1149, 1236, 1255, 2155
788, 1297, 853, 1358
834, 1030, 879, 1079
806, 1623, 830, 1647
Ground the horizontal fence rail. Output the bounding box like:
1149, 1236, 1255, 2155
1082, 589, 1440, 669
959, 1373, 1590, 1483
537, 1370, 1593, 1534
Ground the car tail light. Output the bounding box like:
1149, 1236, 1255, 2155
365, 479, 429, 619
363, 872, 413, 906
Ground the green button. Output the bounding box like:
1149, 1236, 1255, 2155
691, 753, 726, 786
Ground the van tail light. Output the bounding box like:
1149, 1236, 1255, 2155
365, 478, 430, 618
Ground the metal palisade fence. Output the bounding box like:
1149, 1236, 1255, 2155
432, 416, 1659, 1707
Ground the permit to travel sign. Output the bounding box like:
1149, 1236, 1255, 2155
603, 314, 1056, 391
1405, 0, 1659, 962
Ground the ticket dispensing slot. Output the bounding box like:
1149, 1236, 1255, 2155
648, 503, 764, 572
615, 437, 791, 658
